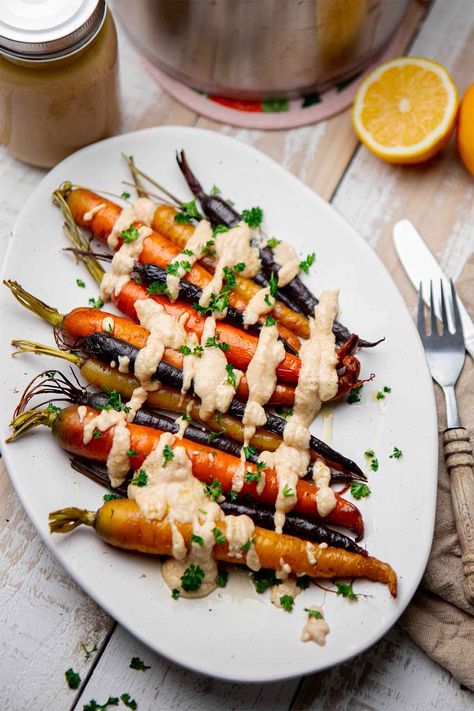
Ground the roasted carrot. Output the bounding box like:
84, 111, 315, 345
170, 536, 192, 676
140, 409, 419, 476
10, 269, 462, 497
10, 404, 364, 536
49, 499, 396, 595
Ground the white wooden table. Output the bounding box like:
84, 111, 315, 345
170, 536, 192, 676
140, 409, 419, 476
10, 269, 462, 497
1, 1, 474, 708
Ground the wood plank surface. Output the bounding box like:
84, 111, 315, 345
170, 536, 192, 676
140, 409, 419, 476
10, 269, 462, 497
1, 1, 474, 709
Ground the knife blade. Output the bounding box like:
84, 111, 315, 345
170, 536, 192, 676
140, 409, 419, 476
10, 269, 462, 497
393, 219, 474, 360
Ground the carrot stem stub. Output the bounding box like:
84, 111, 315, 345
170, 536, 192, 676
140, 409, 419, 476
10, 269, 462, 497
49, 499, 397, 596
52, 405, 364, 537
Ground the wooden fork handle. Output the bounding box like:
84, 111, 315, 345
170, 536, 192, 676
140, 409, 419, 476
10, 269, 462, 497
444, 427, 474, 606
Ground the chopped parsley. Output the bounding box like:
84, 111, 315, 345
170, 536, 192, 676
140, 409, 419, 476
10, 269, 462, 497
245, 461, 266, 483
181, 411, 191, 422
162, 444, 174, 465
120, 693, 137, 710
179, 344, 203, 357
227, 489, 238, 502
205, 335, 230, 351
225, 363, 237, 388
171, 588, 180, 600
130, 656, 151, 670
336, 581, 358, 600
210, 185, 221, 195
233, 262, 246, 273
242, 538, 255, 554
212, 527, 226, 544
121, 191, 131, 200
200, 239, 216, 257
280, 594, 294, 612
174, 198, 200, 224
120, 224, 140, 243
296, 575, 311, 590
130, 469, 148, 487
147, 280, 169, 296
268, 271, 278, 298
383, 385, 392, 393
347, 383, 363, 404
80, 642, 97, 660
191, 534, 204, 546
65, 667, 81, 689
276, 406, 293, 420
242, 206, 263, 228
251, 568, 279, 594
375, 391, 385, 400
133, 275, 142, 285
212, 224, 229, 236
243, 444, 256, 459
216, 569, 229, 588
364, 449, 375, 459
390, 446, 403, 459
364, 450, 379, 472
103, 493, 120, 502
76, 278, 85, 288
92, 429, 102, 439
166, 259, 191, 276
264, 315, 277, 326
181, 564, 205, 592
98, 387, 130, 413
183, 248, 194, 257
299, 252, 316, 274
83, 696, 119, 711
304, 607, 323, 619
222, 266, 237, 289
282, 483, 295, 498
203, 478, 223, 501
89, 296, 104, 309
127, 448, 137, 457
370, 459, 379, 472
207, 429, 226, 444
267, 237, 281, 249
46, 403, 61, 413
350, 482, 371, 499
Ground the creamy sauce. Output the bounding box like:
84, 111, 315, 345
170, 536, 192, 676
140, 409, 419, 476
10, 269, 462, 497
242, 287, 275, 326
133, 298, 187, 391
118, 355, 130, 373
102, 316, 115, 333
312, 459, 336, 518
101, 225, 152, 301
301, 606, 330, 645
225, 515, 260, 571
165, 220, 212, 301
83, 203, 106, 222
175, 415, 190, 439
270, 576, 301, 608
193, 317, 242, 420
199, 222, 261, 308
131, 197, 156, 226
126, 386, 148, 422
83, 409, 130, 487
273, 241, 300, 287
181, 332, 201, 395
306, 541, 318, 566
77, 405, 87, 424
106, 205, 137, 250
261, 445, 306, 533
242, 324, 284, 446
321, 407, 333, 444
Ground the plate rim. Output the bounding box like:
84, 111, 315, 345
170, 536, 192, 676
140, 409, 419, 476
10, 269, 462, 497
0, 125, 438, 683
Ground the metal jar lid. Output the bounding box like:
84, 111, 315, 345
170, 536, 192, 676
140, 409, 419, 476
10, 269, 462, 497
0, 0, 106, 61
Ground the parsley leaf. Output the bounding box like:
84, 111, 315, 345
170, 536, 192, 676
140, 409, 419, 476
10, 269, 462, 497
120, 693, 137, 710
205, 335, 230, 351
350, 482, 371, 499
163, 444, 174, 465
121, 224, 140, 243
103, 493, 120, 502
181, 564, 205, 592
65, 667, 81, 689
304, 607, 323, 619
174, 198, 200, 223
216, 568, 229, 587
245, 461, 266, 483
227, 489, 238, 502
242, 206, 263, 228
127, 448, 137, 457
83, 696, 119, 711
212, 224, 229, 236
276, 406, 293, 420
267, 237, 281, 248
251, 568, 280, 594
282, 483, 295, 498
46, 403, 61, 414
203, 478, 223, 501
92, 429, 102, 439
370, 458, 379, 472
212, 527, 226, 544
280, 594, 294, 612
243, 444, 256, 459
383, 385, 392, 393
296, 575, 311, 590
299, 252, 316, 273
147, 280, 169, 296
336, 582, 358, 600
375, 391, 385, 400
191, 534, 204, 546
88, 296, 104, 309
242, 538, 255, 554
98, 387, 130, 413
347, 383, 363, 404
76, 278, 85, 288
121, 191, 131, 200
200, 239, 216, 257
130, 469, 148, 487
390, 446, 403, 459
268, 271, 278, 298
225, 363, 237, 388
171, 588, 180, 600
264, 315, 277, 326
210, 185, 221, 195
130, 656, 151, 670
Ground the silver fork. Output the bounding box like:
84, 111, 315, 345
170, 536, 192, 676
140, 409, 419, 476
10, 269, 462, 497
417, 280, 474, 605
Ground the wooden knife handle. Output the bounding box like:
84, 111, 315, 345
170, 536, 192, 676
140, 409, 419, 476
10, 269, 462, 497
444, 427, 474, 606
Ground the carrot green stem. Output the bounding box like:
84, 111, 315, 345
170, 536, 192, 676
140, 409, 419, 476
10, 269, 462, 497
11, 339, 83, 366
122, 154, 181, 206
7, 407, 57, 442
3, 280, 64, 327
52, 185, 104, 287
49, 507, 97, 533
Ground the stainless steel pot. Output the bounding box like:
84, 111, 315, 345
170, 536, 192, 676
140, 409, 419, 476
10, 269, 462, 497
113, 0, 410, 99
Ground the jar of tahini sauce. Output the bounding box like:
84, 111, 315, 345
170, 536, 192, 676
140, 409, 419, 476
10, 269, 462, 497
0, 0, 120, 168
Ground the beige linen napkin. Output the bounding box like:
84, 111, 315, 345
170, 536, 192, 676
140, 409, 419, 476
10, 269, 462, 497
399, 254, 474, 689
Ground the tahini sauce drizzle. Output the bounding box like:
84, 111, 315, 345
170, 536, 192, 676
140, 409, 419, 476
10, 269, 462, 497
199, 222, 261, 309
100, 225, 152, 301
243, 287, 275, 326
83, 203, 106, 222
272, 241, 300, 287
301, 606, 330, 645
83, 409, 131, 487
165, 220, 213, 301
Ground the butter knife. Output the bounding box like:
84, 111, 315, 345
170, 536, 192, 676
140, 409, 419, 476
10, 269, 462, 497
393, 219, 474, 360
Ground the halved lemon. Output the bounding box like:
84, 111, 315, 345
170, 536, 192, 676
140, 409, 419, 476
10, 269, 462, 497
353, 57, 458, 164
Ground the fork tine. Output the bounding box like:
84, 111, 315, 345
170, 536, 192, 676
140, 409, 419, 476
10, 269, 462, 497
429, 280, 438, 336
439, 279, 449, 334
450, 279, 464, 336
417, 282, 426, 336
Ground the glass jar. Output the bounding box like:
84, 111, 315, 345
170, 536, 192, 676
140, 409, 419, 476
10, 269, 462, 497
0, 0, 120, 168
